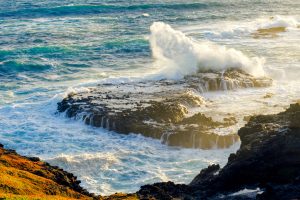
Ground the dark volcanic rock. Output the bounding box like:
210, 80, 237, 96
137, 102, 300, 199
58, 69, 271, 149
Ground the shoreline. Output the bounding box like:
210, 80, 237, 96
1, 101, 299, 199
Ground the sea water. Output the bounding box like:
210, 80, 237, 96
0, 0, 299, 195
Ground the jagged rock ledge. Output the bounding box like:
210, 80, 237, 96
1, 102, 298, 199
58, 69, 271, 149
137, 102, 300, 199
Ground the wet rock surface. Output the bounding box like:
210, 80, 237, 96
58, 69, 271, 149
137, 102, 300, 199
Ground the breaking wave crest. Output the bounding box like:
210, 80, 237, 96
150, 22, 265, 79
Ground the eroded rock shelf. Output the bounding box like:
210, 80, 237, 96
58, 69, 272, 149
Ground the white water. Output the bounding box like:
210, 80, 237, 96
182, 15, 300, 40
0, 94, 240, 195
150, 22, 265, 79
258, 15, 299, 29
1, 1, 300, 196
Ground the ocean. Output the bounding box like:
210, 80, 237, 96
0, 0, 299, 195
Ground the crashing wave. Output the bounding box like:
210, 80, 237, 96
149, 22, 265, 79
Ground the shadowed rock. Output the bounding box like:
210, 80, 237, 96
137, 102, 300, 199
58, 69, 271, 149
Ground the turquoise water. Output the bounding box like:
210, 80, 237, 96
0, 0, 299, 195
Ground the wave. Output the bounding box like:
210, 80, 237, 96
0, 3, 209, 18
0, 46, 73, 60
126, 3, 209, 10
95, 39, 149, 55
149, 22, 265, 79
257, 15, 299, 30
205, 15, 299, 39
47, 153, 119, 169
0, 60, 52, 73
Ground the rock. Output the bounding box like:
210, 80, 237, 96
252, 27, 286, 39
263, 92, 274, 99
243, 115, 252, 122
99, 193, 138, 200
28, 157, 40, 162
138, 182, 191, 200
57, 69, 271, 149
186, 68, 272, 92
137, 102, 300, 199
256, 182, 300, 200
0, 144, 95, 199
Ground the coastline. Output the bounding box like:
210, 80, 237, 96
0, 1, 299, 199
0, 143, 93, 199
1, 101, 299, 199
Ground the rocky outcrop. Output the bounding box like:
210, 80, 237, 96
185, 69, 272, 92
99, 193, 138, 200
3, 90, 299, 200
137, 102, 300, 199
57, 69, 271, 149
0, 144, 94, 199
252, 27, 286, 39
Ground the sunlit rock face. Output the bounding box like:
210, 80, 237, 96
57, 69, 271, 149
252, 27, 287, 38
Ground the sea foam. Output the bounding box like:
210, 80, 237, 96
203, 15, 299, 39
258, 15, 299, 30
150, 22, 265, 79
